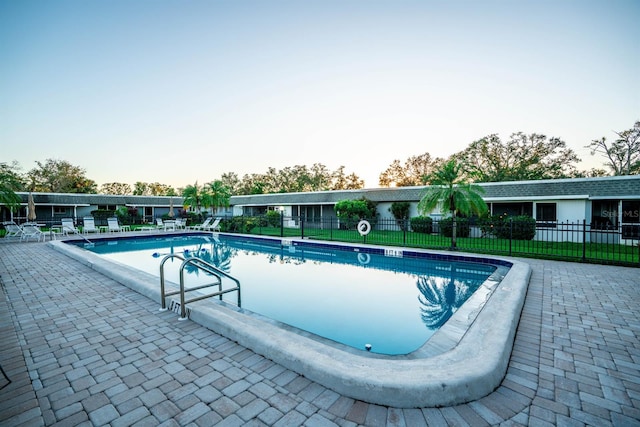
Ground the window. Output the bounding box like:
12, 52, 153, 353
491, 202, 533, 217
53, 207, 68, 215
621, 200, 640, 224
97, 205, 116, 211
536, 203, 557, 227
619, 201, 639, 239
591, 200, 618, 230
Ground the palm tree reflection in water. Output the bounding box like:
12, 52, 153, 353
183, 239, 235, 275
416, 264, 475, 329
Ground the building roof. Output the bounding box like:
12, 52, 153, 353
16, 192, 183, 207
7, 175, 639, 209
230, 175, 640, 206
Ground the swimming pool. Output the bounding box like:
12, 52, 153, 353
51, 232, 531, 407
69, 234, 499, 355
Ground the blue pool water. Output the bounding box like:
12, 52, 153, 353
72, 234, 499, 355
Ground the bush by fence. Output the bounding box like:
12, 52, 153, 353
230, 215, 639, 267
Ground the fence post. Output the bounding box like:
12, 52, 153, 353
330, 217, 333, 241
582, 220, 587, 261
300, 217, 304, 239
280, 213, 284, 237
404, 219, 407, 245
509, 218, 513, 256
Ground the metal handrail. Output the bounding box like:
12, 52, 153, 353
160, 254, 241, 319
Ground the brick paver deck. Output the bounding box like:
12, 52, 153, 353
0, 240, 638, 426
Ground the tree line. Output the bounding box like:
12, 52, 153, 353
1, 120, 638, 206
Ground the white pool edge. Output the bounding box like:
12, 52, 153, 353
50, 233, 531, 408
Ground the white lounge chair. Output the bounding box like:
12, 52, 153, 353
61, 218, 80, 235
191, 217, 212, 230
21, 224, 45, 242
83, 217, 99, 234
205, 217, 221, 232
3, 221, 23, 239
156, 218, 175, 231
107, 217, 122, 232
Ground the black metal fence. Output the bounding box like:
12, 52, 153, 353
226, 216, 640, 267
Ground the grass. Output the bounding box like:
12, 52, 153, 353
244, 226, 640, 266
2, 223, 637, 266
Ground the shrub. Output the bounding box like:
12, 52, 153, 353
479, 214, 536, 240
334, 198, 377, 230
91, 209, 116, 225
506, 216, 536, 240
439, 217, 470, 238
116, 207, 141, 225
266, 210, 281, 227
410, 216, 433, 233
390, 202, 411, 231
226, 216, 257, 234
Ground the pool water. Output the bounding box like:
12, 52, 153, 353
75, 234, 497, 355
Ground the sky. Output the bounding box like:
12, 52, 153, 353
1, 0, 639, 190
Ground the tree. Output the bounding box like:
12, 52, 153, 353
26, 159, 97, 193
331, 166, 364, 190
182, 182, 204, 214
231, 164, 364, 195
203, 180, 231, 216
379, 153, 445, 187
0, 162, 24, 211
133, 182, 176, 196
343, 172, 365, 189
100, 182, 132, 195
457, 133, 580, 182
417, 159, 487, 250
587, 120, 640, 175
219, 172, 241, 195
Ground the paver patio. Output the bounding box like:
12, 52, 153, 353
0, 239, 638, 426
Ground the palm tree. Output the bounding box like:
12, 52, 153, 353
417, 159, 487, 250
182, 182, 204, 216
205, 180, 231, 217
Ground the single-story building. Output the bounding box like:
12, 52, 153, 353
231, 175, 640, 245
2, 175, 639, 244
1, 193, 188, 226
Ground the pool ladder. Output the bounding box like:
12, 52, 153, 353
159, 254, 241, 320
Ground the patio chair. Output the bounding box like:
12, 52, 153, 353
107, 217, 122, 232
21, 224, 45, 242
205, 217, 221, 232
190, 217, 212, 230
174, 218, 187, 230
61, 218, 80, 235
155, 218, 175, 231
83, 217, 99, 234
3, 221, 23, 239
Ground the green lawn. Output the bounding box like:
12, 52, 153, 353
244, 226, 640, 266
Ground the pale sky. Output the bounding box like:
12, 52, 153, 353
2, 0, 639, 189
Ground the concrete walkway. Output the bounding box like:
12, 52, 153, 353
0, 240, 638, 426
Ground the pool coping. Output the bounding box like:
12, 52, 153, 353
50, 232, 531, 408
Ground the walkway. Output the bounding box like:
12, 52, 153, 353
0, 240, 638, 426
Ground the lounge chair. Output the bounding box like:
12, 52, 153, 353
190, 217, 212, 230
61, 218, 80, 235
156, 218, 175, 231
3, 221, 23, 239
83, 217, 99, 234
21, 224, 45, 242
107, 217, 122, 232
205, 217, 221, 232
